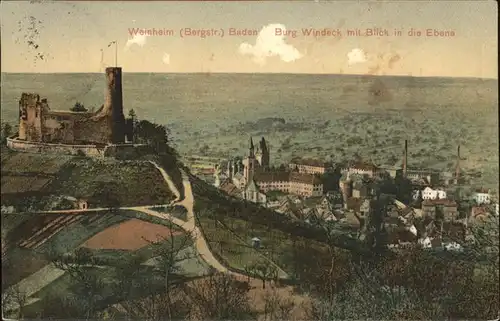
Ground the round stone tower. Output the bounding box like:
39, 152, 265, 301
104, 67, 125, 144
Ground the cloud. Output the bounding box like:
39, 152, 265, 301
347, 48, 367, 66
239, 24, 303, 65
162, 53, 170, 65
125, 33, 147, 50
388, 54, 401, 69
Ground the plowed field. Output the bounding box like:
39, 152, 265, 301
81, 219, 181, 250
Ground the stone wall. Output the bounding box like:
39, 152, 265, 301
17, 67, 126, 146
6, 137, 106, 157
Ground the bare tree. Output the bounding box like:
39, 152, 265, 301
243, 264, 256, 283
252, 261, 277, 289
2, 284, 27, 320
184, 272, 254, 320
49, 247, 104, 319
127, 227, 195, 320
262, 289, 295, 321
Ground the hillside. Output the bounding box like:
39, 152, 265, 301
2, 149, 498, 320
1, 148, 176, 209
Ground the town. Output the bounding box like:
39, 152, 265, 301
184, 137, 499, 252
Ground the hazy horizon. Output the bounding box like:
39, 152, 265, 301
1, 72, 496, 80
1, 1, 497, 78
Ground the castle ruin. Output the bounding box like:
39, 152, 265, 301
17, 67, 126, 146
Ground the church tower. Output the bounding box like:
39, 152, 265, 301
243, 137, 257, 184
258, 137, 270, 169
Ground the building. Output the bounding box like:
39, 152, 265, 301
422, 199, 458, 221
341, 160, 382, 178
242, 137, 323, 198
289, 158, 331, 175
254, 171, 323, 197
421, 187, 447, 200
339, 172, 379, 210
473, 189, 491, 205
214, 137, 324, 204
184, 155, 224, 175
469, 206, 490, 223
241, 180, 267, 206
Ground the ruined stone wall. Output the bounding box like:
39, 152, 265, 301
6, 137, 106, 157
40, 111, 112, 145
73, 115, 113, 145
17, 67, 125, 146
18, 93, 43, 141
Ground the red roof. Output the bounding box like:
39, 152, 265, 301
219, 180, 241, 197
254, 171, 322, 185
289, 172, 322, 185
346, 161, 379, 171
290, 158, 329, 168
346, 197, 363, 211
471, 206, 488, 217
254, 171, 289, 183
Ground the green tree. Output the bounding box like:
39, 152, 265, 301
128, 109, 138, 142
70, 102, 88, 112
1, 122, 13, 145
135, 120, 179, 164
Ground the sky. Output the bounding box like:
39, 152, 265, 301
1, 0, 498, 78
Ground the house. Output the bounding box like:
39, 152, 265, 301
241, 180, 267, 206
219, 179, 242, 198
275, 197, 303, 217
473, 188, 491, 205
421, 199, 458, 221
444, 242, 463, 252
418, 236, 443, 249
421, 187, 447, 200
386, 227, 418, 248
77, 199, 88, 210
251, 237, 261, 249
341, 160, 382, 178
470, 206, 489, 223
289, 157, 332, 175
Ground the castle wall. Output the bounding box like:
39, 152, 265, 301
73, 115, 113, 144
18, 93, 43, 141
17, 67, 125, 146
6, 137, 106, 157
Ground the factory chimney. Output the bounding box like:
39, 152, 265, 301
403, 140, 408, 177
455, 145, 461, 184
105, 67, 125, 144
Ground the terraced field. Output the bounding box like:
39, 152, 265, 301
45, 158, 175, 207
1, 175, 52, 194
1, 151, 71, 175
1, 150, 175, 208
5, 212, 119, 250
1, 149, 71, 196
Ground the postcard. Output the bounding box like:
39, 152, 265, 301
1, 1, 498, 320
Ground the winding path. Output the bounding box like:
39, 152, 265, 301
5, 161, 251, 312
143, 162, 233, 274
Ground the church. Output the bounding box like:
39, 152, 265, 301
215, 137, 323, 206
